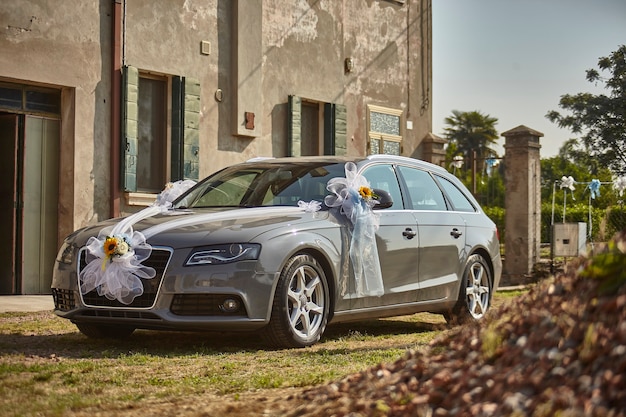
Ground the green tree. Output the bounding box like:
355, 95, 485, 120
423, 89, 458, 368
541, 139, 616, 209
546, 45, 626, 173
443, 110, 502, 206
443, 110, 499, 161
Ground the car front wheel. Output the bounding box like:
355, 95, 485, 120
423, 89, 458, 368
445, 253, 492, 324
264, 253, 330, 348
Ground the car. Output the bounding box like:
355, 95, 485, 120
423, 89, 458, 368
52, 155, 502, 348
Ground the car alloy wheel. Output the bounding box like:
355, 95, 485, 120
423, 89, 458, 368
464, 254, 491, 319
445, 253, 492, 324
265, 253, 330, 348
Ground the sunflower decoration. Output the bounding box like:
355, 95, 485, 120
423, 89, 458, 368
102, 235, 130, 270
358, 186, 378, 202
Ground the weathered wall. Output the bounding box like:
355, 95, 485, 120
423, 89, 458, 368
261, 0, 432, 158
0, 0, 112, 235
0, 0, 432, 235
0, 0, 433, 294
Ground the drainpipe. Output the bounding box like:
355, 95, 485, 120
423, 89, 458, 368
110, 0, 122, 218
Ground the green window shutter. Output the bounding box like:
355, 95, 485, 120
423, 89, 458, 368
171, 77, 184, 181
323, 103, 347, 156
334, 104, 347, 156
121, 65, 138, 192
183, 77, 200, 181
288, 95, 301, 157
171, 77, 201, 181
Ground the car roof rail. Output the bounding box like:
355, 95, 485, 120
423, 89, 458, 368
246, 157, 275, 162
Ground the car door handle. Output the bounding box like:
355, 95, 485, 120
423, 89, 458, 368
403, 228, 417, 239
450, 228, 463, 239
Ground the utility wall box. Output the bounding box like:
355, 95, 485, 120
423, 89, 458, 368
552, 223, 587, 257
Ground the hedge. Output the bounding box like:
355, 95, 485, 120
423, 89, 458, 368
482, 203, 626, 244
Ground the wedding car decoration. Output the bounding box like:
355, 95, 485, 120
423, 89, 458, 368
587, 179, 601, 199
79, 180, 196, 304
325, 162, 384, 297
297, 199, 322, 213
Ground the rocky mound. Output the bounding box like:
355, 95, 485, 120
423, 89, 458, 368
288, 231, 626, 416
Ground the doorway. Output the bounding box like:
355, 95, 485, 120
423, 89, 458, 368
0, 114, 59, 294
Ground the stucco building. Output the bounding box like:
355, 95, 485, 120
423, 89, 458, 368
0, 0, 434, 294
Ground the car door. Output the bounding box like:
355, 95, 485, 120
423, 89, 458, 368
396, 166, 466, 302
349, 163, 420, 309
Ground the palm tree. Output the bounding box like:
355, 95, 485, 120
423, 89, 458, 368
443, 110, 499, 160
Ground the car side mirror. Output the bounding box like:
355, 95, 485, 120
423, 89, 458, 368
373, 189, 393, 210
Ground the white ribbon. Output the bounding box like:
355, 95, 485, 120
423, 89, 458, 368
560, 176, 576, 192
325, 162, 384, 297
298, 200, 322, 213
80, 180, 196, 304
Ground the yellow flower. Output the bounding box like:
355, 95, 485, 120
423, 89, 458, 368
359, 186, 374, 200
104, 237, 119, 257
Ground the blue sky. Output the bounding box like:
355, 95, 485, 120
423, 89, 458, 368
432, 0, 626, 158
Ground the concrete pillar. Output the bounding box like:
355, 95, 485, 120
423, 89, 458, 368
502, 125, 543, 285
420, 132, 447, 167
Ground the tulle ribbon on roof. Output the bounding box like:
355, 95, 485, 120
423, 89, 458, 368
560, 176, 576, 192
79, 180, 196, 304
325, 162, 384, 297
587, 179, 601, 199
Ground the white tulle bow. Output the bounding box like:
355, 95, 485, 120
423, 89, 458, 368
324, 162, 383, 297
79, 180, 196, 304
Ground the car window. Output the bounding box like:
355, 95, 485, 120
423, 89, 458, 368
435, 175, 476, 212
193, 170, 260, 207
397, 166, 447, 211
176, 162, 346, 208
361, 164, 403, 209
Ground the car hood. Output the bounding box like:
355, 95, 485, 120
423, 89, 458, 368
71, 206, 331, 249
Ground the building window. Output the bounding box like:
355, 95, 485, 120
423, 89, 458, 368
137, 75, 167, 192
122, 66, 200, 196
300, 100, 321, 156
288, 96, 346, 157
0, 82, 61, 116
367, 105, 403, 156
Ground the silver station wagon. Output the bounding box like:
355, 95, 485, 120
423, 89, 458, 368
52, 155, 502, 348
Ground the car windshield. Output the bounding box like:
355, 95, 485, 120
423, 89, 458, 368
173, 161, 347, 209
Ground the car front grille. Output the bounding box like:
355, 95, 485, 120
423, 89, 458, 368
171, 294, 247, 317
78, 247, 172, 308
52, 288, 76, 311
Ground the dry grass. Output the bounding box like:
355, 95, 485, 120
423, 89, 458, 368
0, 291, 521, 417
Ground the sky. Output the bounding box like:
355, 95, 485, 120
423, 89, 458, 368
432, 0, 626, 158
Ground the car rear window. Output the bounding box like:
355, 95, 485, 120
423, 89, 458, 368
435, 175, 476, 212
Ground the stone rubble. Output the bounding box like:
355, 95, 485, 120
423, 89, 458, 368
287, 231, 626, 417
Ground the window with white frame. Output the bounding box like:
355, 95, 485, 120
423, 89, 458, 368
367, 105, 403, 156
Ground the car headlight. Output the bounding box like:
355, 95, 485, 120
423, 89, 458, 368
185, 243, 261, 266
56, 240, 77, 265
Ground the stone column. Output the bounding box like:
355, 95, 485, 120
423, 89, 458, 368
420, 132, 447, 167
502, 125, 543, 285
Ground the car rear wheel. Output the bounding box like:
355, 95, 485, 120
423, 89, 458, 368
445, 254, 492, 325
264, 253, 330, 348
75, 323, 135, 339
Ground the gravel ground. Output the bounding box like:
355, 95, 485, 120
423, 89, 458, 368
71, 231, 626, 417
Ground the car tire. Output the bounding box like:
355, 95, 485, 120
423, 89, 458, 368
445, 253, 492, 325
264, 253, 330, 348
75, 323, 135, 339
